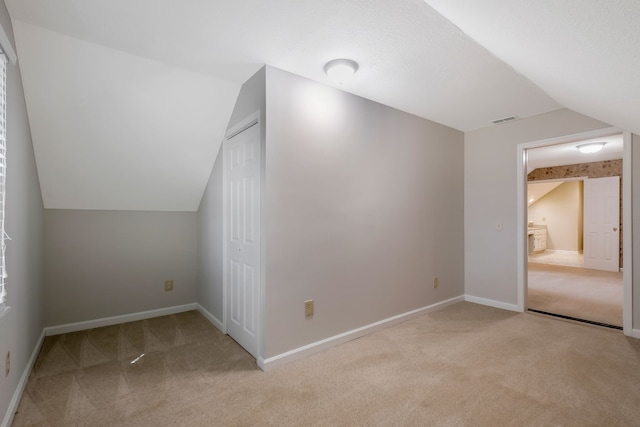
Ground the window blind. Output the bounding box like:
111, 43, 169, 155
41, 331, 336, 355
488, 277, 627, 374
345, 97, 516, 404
0, 49, 7, 306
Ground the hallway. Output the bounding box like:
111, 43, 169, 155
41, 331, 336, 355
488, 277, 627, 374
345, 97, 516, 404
527, 262, 622, 327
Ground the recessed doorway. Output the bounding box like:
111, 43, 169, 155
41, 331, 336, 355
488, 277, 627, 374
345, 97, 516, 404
517, 129, 632, 333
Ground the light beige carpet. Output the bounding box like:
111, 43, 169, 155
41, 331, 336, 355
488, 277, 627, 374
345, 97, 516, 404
528, 251, 584, 268
12, 303, 640, 426
528, 262, 623, 327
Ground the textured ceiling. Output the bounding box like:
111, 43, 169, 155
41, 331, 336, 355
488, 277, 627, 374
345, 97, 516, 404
424, 0, 640, 136
12, 21, 238, 210
5, 0, 636, 211
527, 133, 623, 173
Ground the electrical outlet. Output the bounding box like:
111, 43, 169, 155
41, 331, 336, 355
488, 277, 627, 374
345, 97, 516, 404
5, 351, 9, 377
164, 280, 174, 292
433, 277, 439, 289
304, 300, 314, 317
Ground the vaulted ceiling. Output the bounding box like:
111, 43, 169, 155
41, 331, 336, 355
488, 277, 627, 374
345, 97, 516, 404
4, 0, 639, 211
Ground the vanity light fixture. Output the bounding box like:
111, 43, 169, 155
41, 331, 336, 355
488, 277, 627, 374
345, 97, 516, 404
324, 59, 359, 84
577, 142, 606, 154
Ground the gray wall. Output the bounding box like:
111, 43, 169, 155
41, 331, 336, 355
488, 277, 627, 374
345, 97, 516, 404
44, 210, 197, 326
263, 67, 464, 357
197, 67, 265, 326
0, 4, 45, 423
464, 109, 611, 304
197, 149, 224, 323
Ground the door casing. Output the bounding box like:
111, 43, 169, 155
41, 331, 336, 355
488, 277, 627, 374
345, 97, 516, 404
516, 127, 633, 335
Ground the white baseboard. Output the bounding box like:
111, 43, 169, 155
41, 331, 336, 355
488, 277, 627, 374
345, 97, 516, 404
44, 303, 198, 336
196, 303, 224, 333
464, 295, 519, 312
259, 295, 465, 371
628, 329, 640, 339
1, 330, 45, 427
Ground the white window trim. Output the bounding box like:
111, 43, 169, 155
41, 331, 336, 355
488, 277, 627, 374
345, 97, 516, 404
0, 23, 16, 320
0, 49, 7, 316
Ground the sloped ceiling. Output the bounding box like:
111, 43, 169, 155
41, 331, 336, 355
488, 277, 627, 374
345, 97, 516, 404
424, 0, 640, 136
12, 21, 238, 210
527, 182, 563, 207
5, 0, 637, 211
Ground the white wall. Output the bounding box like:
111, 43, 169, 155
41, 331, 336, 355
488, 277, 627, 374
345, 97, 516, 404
197, 67, 265, 326
465, 109, 611, 306
263, 67, 464, 358
44, 210, 197, 326
528, 181, 583, 251
0, 4, 45, 424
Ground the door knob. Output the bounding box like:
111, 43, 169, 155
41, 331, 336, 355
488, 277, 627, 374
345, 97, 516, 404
613, 227, 618, 232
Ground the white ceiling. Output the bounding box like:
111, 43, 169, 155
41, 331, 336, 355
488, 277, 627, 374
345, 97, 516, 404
527, 133, 623, 173
424, 0, 640, 136
12, 21, 238, 210
4, 0, 638, 211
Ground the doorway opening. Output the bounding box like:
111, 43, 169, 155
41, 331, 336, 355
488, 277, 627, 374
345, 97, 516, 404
517, 128, 632, 334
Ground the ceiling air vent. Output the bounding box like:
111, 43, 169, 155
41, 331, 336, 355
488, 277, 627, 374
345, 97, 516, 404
491, 115, 519, 125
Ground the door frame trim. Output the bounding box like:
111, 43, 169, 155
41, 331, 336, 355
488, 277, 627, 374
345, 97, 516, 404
516, 126, 632, 335
222, 111, 263, 359
622, 130, 632, 336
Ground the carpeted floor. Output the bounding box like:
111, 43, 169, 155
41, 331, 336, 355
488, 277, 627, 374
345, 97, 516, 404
12, 302, 640, 426
528, 263, 623, 327
528, 250, 584, 268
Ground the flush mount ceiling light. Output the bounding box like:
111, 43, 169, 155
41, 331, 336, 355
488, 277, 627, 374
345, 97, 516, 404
324, 59, 359, 84
577, 142, 606, 154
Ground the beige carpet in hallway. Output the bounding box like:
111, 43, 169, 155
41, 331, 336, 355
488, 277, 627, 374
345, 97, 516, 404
528, 263, 623, 327
12, 303, 640, 426
528, 250, 584, 268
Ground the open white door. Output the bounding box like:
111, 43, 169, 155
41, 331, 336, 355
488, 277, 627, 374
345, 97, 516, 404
583, 176, 619, 272
225, 120, 261, 358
